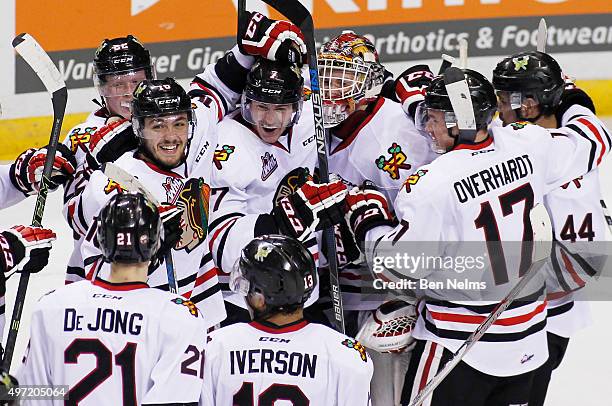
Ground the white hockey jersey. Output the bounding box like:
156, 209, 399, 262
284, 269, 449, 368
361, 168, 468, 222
366, 116, 611, 376
208, 103, 320, 309
328, 97, 437, 310
69, 100, 226, 328
0, 163, 29, 210
541, 104, 610, 337
201, 319, 373, 405
18, 278, 208, 406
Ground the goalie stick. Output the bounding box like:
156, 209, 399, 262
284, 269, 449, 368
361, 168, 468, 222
408, 205, 553, 406
102, 163, 179, 294
255, 0, 346, 333
3, 34, 68, 370
437, 54, 455, 75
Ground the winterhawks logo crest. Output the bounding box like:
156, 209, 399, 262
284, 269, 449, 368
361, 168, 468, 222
69, 127, 97, 153
104, 179, 125, 195
171, 297, 199, 318
213, 145, 235, 169
376, 143, 411, 180
402, 169, 428, 193
341, 339, 368, 362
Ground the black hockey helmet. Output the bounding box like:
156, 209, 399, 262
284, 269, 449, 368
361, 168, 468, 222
94, 35, 154, 79
241, 59, 304, 128
231, 235, 317, 316
97, 192, 162, 264
492, 51, 564, 116
422, 68, 497, 132
131, 77, 195, 139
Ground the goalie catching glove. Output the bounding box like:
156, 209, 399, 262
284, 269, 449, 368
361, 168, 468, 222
10, 144, 76, 196
272, 179, 348, 242
345, 181, 394, 246
356, 300, 417, 353
238, 11, 307, 65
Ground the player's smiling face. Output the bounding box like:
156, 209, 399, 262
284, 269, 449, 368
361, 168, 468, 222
251, 101, 294, 144
141, 113, 189, 168
425, 109, 456, 153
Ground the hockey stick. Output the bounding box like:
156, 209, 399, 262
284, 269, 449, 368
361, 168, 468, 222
102, 163, 179, 294
257, 0, 345, 333
408, 206, 553, 406
444, 67, 477, 142
537, 18, 547, 52
458, 38, 468, 69
3, 34, 68, 370
437, 54, 455, 75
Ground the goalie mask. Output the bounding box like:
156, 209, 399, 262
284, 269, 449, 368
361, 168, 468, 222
416, 69, 497, 153
318, 31, 385, 127
492, 51, 564, 124
230, 235, 317, 319
97, 192, 162, 264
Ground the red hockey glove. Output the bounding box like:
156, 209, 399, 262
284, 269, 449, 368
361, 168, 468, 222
0, 225, 56, 281
87, 118, 138, 168
238, 11, 307, 65
10, 144, 76, 195
395, 64, 435, 119
345, 182, 394, 245
273, 180, 347, 241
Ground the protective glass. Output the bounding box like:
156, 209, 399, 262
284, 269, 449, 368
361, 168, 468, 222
132, 112, 195, 140
415, 104, 456, 154
241, 94, 302, 129
94, 67, 154, 97
229, 261, 251, 296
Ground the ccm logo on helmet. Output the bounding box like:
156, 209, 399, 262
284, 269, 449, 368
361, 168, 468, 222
111, 56, 133, 64
262, 88, 282, 94
158, 97, 179, 105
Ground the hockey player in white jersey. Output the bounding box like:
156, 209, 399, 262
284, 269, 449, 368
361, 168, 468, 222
201, 234, 373, 405
69, 78, 227, 328
315, 31, 438, 405
61, 35, 155, 284
492, 50, 610, 406
18, 192, 208, 406
340, 69, 611, 405
208, 57, 348, 324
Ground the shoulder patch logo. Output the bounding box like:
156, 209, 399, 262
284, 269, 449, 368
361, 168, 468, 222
69, 127, 98, 153
402, 169, 428, 193
213, 145, 235, 170
512, 56, 530, 71
510, 121, 530, 130
341, 338, 368, 362
171, 297, 199, 318
261, 152, 278, 181
376, 143, 411, 180
104, 179, 125, 195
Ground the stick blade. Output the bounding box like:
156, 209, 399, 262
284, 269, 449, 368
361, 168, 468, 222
438, 54, 455, 75
102, 163, 160, 205
458, 38, 468, 69
537, 18, 548, 52
444, 67, 476, 133
13, 33, 65, 94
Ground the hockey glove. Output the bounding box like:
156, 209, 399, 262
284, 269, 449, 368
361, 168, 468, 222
0, 225, 56, 294
322, 220, 362, 267
149, 204, 183, 270
87, 118, 138, 168
10, 144, 76, 196
272, 180, 347, 242
555, 88, 596, 125
238, 11, 307, 65
395, 65, 435, 119
0, 364, 18, 405
356, 300, 417, 353
345, 182, 394, 246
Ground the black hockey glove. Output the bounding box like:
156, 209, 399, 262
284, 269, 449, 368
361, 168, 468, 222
10, 143, 76, 196
394, 65, 435, 119
87, 118, 138, 168
345, 182, 394, 246
0, 225, 56, 295
149, 204, 182, 271
555, 88, 596, 124
238, 11, 307, 65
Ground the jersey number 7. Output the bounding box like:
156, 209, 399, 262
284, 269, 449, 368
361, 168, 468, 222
474, 183, 535, 285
